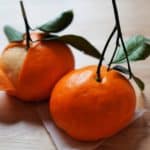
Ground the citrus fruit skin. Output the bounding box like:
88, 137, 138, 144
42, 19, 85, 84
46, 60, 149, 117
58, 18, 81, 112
50, 65, 136, 141
0, 32, 74, 101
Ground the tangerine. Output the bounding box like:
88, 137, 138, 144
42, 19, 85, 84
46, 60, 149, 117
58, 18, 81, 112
0, 32, 74, 101
50, 65, 136, 141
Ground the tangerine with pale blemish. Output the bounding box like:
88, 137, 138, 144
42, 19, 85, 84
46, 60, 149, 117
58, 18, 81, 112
0, 32, 74, 101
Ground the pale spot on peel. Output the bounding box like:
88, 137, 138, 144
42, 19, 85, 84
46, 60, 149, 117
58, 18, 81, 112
1, 47, 27, 86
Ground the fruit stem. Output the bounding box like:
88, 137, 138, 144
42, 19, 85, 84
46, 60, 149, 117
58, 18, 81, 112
111, 0, 132, 78
107, 31, 119, 70
96, 26, 117, 81
20, 1, 32, 50
96, 0, 133, 82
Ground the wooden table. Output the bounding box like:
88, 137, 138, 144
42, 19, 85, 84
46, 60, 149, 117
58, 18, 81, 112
0, 0, 150, 149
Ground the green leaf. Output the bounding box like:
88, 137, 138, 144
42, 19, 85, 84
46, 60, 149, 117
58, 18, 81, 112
37, 10, 73, 33
112, 65, 145, 91
58, 34, 101, 59
36, 34, 101, 59
112, 35, 150, 63
40, 34, 59, 41
132, 75, 145, 91
4, 25, 24, 42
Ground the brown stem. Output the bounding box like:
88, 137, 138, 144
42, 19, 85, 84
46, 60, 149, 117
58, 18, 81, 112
112, 0, 132, 78
96, 0, 133, 82
96, 26, 117, 81
107, 31, 119, 70
20, 1, 32, 50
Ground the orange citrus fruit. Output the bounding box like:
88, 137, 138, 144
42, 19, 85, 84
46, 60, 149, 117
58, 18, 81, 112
50, 65, 136, 141
0, 32, 74, 101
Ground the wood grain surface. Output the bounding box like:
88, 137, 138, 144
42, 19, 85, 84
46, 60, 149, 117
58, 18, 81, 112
0, 0, 150, 149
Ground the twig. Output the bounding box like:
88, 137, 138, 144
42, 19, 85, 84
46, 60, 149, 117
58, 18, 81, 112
107, 31, 120, 70
111, 0, 132, 78
20, 1, 32, 50
96, 26, 117, 81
